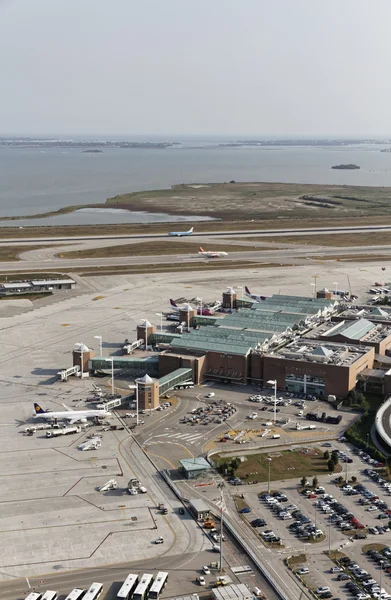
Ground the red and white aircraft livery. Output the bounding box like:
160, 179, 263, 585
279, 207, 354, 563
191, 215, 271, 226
198, 246, 228, 258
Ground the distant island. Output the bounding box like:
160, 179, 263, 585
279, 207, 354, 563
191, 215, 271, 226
219, 139, 389, 148
0, 138, 175, 150
331, 164, 360, 170
381, 148, 391, 153
82, 149, 103, 153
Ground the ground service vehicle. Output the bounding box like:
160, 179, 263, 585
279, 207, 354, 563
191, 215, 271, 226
25, 594, 42, 600
204, 521, 216, 529
64, 590, 85, 600
84, 582, 104, 600
133, 574, 154, 600
41, 593, 58, 600
148, 572, 168, 599
117, 573, 139, 599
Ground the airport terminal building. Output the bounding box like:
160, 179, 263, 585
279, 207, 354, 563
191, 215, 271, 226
86, 292, 391, 400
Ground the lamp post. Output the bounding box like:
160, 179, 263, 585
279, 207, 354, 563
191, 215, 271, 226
333, 281, 338, 296
267, 458, 272, 494
109, 357, 114, 394
380, 560, 384, 594
267, 379, 277, 423
94, 335, 103, 358
128, 383, 139, 425
310, 282, 316, 298
155, 313, 163, 332
366, 433, 370, 449
218, 483, 225, 572
74, 343, 85, 379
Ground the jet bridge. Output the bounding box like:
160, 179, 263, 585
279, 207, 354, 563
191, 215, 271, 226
159, 367, 193, 395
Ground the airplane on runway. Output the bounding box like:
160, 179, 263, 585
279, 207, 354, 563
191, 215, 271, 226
245, 286, 268, 301
169, 299, 214, 316
198, 246, 228, 258
33, 403, 111, 424
168, 226, 194, 237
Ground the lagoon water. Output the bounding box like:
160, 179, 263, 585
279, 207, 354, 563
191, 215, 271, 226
0, 141, 391, 226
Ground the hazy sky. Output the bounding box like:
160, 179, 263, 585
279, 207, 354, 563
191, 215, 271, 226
1, 0, 391, 137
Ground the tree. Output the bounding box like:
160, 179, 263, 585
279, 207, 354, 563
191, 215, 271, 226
312, 476, 318, 488
323, 451, 330, 460
328, 459, 335, 472
331, 452, 339, 465
300, 476, 308, 487
337, 476, 344, 484
351, 475, 357, 483
230, 458, 241, 473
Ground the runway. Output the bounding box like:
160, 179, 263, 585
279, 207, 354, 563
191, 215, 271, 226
0, 243, 388, 273
1, 222, 391, 245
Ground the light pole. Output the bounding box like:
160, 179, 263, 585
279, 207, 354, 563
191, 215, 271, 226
333, 281, 338, 296
267, 379, 277, 423
310, 282, 316, 298
109, 357, 115, 394
94, 335, 103, 358
74, 343, 86, 379
218, 483, 225, 572
380, 560, 384, 594
155, 313, 163, 332
328, 522, 331, 555
267, 458, 272, 494
128, 383, 139, 425
366, 433, 370, 449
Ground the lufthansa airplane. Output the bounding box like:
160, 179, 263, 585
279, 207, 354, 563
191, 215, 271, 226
33, 403, 111, 424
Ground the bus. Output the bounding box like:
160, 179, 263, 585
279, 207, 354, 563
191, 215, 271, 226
84, 583, 104, 600
148, 573, 168, 600
117, 573, 139, 599
24, 594, 42, 600
64, 590, 86, 600
174, 382, 194, 390
41, 593, 58, 600
133, 574, 154, 600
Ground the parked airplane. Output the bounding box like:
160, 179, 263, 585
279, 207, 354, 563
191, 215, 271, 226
33, 403, 111, 424
198, 246, 228, 258
169, 299, 191, 311
169, 299, 214, 316
168, 226, 194, 237
245, 286, 267, 301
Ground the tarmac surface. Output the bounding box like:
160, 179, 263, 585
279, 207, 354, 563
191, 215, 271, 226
0, 259, 388, 598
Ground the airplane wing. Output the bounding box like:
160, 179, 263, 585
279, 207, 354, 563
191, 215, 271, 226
62, 403, 75, 411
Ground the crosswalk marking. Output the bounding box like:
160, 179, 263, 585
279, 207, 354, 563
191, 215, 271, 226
153, 432, 205, 443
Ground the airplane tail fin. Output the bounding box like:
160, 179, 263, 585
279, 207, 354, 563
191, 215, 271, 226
170, 299, 178, 307
34, 403, 46, 414
189, 227, 194, 233
245, 286, 251, 294
199, 247, 204, 252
